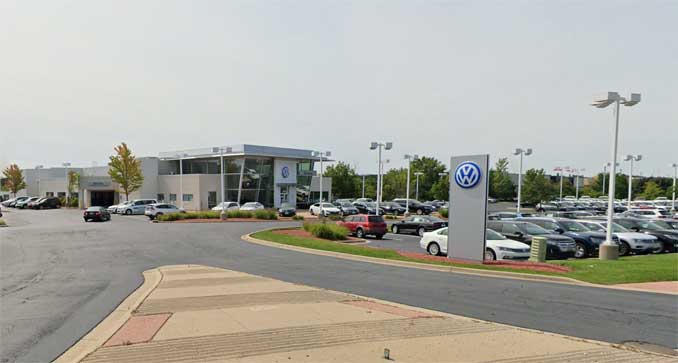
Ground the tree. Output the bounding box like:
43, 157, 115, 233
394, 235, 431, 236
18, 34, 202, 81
108, 142, 144, 201
2, 164, 27, 197
382, 168, 408, 201
640, 181, 664, 200
430, 174, 449, 201
323, 162, 359, 199
410, 156, 446, 201
521, 168, 555, 204
490, 158, 515, 200
67, 171, 80, 204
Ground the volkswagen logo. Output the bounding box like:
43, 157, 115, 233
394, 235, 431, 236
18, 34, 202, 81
281, 166, 290, 178
454, 161, 481, 189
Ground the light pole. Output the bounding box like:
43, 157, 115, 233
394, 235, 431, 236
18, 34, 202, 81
379, 159, 390, 204
513, 148, 532, 213
414, 172, 424, 201
370, 142, 393, 216
312, 151, 331, 217
624, 154, 642, 207
601, 163, 618, 195
35, 165, 44, 197
213, 147, 232, 219
177, 153, 188, 209
62, 162, 71, 202
592, 91, 641, 260
404, 154, 418, 215
671, 163, 677, 213
574, 168, 585, 199
361, 174, 366, 199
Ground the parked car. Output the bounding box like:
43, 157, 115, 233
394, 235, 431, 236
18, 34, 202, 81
27, 197, 46, 209
83, 206, 111, 222
351, 201, 384, 215
518, 217, 613, 258
535, 202, 560, 212
309, 202, 341, 216
334, 198, 355, 204
487, 220, 576, 259
211, 201, 240, 212
547, 211, 596, 219
145, 203, 182, 220
487, 212, 533, 220
613, 217, 678, 253
333, 202, 359, 216
379, 201, 406, 215
391, 215, 447, 236
15, 197, 38, 209
7, 196, 29, 207
419, 227, 531, 260
354, 198, 373, 203
392, 199, 433, 215
277, 203, 297, 217
576, 220, 661, 256
336, 214, 387, 239
1, 197, 18, 207
627, 208, 672, 219
240, 202, 265, 211
651, 219, 678, 230
108, 201, 131, 214
487, 197, 498, 204
33, 197, 61, 209
119, 199, 158, 215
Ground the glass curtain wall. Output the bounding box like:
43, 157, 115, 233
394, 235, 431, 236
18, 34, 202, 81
240, 158, 274, 206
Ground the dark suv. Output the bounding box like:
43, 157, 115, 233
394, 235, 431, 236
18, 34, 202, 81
518, 217, 613, 258
487, 220, 576, 260
392, 199, 433, 215
33, 197, 61, 209
613, 217, 678, 253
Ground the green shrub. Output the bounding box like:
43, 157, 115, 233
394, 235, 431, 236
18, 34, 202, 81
439, 208, 448, 218
254, 209, 278, 220
384, 214, 399, 220
326, 214, 344, 221
302, 222, 348, 240
0, 219, 6, 226
292, 215, 304, 221
227, 210, 253, 218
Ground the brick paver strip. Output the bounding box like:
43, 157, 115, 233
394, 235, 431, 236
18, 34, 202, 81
480, 347, 674, 363
158, 276, 266, 289
82, 318, 507, 363
343, 300, 436, 318
135, 290, 350, 315
161, 268, 223, 276
103, 313, 171, 347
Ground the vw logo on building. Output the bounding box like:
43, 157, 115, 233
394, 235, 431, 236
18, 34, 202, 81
454, 161, 481, 189
281, 166, 290, 178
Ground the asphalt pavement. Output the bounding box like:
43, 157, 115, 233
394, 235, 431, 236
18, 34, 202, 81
1, 208, 676, 363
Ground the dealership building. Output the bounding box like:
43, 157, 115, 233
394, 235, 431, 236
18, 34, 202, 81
14, 144, 332, 210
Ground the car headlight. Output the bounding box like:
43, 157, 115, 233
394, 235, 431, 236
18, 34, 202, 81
498, 247, 510, 251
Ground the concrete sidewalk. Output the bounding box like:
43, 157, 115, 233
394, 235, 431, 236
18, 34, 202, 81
58, 265, 675, 363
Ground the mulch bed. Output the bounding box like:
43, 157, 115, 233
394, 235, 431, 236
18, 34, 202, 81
273, 228, 365, 243
168, 217, 296, 223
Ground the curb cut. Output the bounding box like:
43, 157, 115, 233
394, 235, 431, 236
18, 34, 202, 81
54, 268, 163, 363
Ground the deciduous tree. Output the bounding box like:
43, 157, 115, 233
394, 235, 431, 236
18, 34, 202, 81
323, 162, 359, 199
2, 164, 26, 196
521, 168, 555, 204
108, 143, 144, 201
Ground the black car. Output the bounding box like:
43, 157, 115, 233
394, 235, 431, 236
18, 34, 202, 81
518, 217, 612, 258
334, 202, 359, 216
614, 217, 678, 253
391, 215, 447, 236
488, 212, 534, 220
352, 201, 384, 215
392, 199, 433, 215
652, 219, 678, 230
380, 202, 406, 215
487, 220, 576, 260
277, 203, 297, 217
83, 206, 111, 222
547, 211, 596, 219
34, 197, 61, 210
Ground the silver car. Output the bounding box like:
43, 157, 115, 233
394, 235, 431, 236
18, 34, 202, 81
145, 203, 182, 220
108, 201, 132, 214
119, 199, 158, 215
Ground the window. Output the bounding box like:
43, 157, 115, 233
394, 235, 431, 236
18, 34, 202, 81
169, 194, 177, 201
157, 193, 165, 202
437, 228, 448, 236
57, 192, 66, 198
182, 194, 193, 202
502, 224, 521, 234
46, 192, 54, 197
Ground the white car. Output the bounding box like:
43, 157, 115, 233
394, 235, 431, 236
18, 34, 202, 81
419, 227, 531, 261
309, 202, 341, 217
144, 203, 183, 220
627, 209, 672, 219
108, 201, 132, 214
240, 202, 264, 211
576, 220, 661, 255
211, 202, 240, 211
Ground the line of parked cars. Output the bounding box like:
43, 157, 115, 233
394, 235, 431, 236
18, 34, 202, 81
308, 198, 445, 218
2, 196, 62, 210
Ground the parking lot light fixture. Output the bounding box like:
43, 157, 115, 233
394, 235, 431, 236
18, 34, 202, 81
370, 142, 392, 216
212, 147, 232, 220
414, 172, 424, 201
513, 148, 532, 213
592, 91, 641, 260
176, 153, 188, 209
624, 154, 642, 208
35, 165, 44, 197
62, 162, 71, 202
671, 163, 677, 212
404, 154, 418, 215
312, 151, 331, 216
574, 168, 585, 199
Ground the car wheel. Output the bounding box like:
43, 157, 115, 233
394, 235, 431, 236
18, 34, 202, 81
417, 227, 425, 237
427, 242, 441, 256
375, 234, 384, 240
574, 242, 588, 259
416, 209, 423, 215
618, 241, 631, 256
309, 209, 314, 215
392, 225, 399, 234
83, 218, 88, 222
355, 228, 365, 238
124, 209, 132, 215
485, 248, 496, 261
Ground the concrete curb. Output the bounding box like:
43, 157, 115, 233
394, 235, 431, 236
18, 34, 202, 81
54, 268, 163, 363
241, 231, 590, 286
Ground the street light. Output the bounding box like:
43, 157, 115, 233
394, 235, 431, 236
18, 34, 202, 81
35, 165, 44, 197
312, 150, 331, 217
404, 155, 419, 215
176, 153, 188, 209
592, 91, 641, 260
414, 172, 424, 201
671, 163, 677, 213
624, 154, 642, 207
213, 147, 232, 220
62, 162, 71, 202
360, 174, 366, 199
601, 162, 618, 195
513, 148, 532, 213
574, 168, 585, 199
370, 142, 392, 216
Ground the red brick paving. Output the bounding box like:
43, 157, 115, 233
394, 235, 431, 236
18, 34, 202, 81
613, 281, 678, 294
396, 251, 572, 273
104, 313, 171, 347
343, 300, 436, 318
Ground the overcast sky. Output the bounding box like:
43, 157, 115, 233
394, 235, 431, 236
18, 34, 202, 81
1, 1, 676, 177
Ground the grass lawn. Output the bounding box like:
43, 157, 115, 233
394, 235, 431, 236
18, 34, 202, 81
251, 229, 678, 285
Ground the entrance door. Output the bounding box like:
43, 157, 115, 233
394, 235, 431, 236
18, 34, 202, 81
91, 191, 115, 207
280, 186, 289, 205
208, 191, 217, 209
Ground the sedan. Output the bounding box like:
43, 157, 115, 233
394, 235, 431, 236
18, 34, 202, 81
351, 202, 384, 215
309, 202, 341, 216
83, 206, 111, 222
391, 215, 447, 236
240, 202, 264, 211
108, 201, 131, 214
211, 202, 240, 212
334, 202, 359, 216
419, 227, 531, 260
380, 202, 406, 215
277, 203, 297, 217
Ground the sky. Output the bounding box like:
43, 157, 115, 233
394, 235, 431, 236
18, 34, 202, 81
1, 0, 676, 178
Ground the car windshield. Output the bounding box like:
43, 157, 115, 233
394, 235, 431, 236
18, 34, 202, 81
367, 216, 384, 222
424, 216, 444, 223
243, 203, 258, 207
340, 202, 353, 207
599, 222, 630, 232
649, 220, 672, 229
518, 223, 550, 235
365, 202, 377, 208
637, 221, 664, 231
86, 207, 101, 211
321, 203, 334, 208
559, 220, 590, 232
486, 229, 506, 240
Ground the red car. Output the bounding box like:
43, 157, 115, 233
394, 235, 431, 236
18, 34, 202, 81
337, 214, 387, 239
